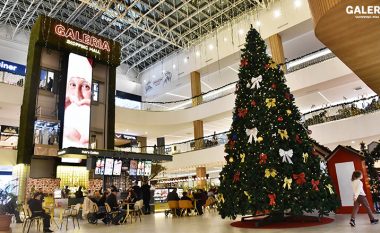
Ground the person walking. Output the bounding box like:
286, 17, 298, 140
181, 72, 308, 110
350, 170, 379, 227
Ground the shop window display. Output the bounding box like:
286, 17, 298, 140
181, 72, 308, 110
33, 120, 59, 146
0, 71, 25, 86
0, 125, 18, 149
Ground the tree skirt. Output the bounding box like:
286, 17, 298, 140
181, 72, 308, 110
230, 216, 334, 229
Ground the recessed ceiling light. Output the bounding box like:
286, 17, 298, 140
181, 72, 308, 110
255, 21, 261, 27
274, 9, 281, 18
195, 51, 200, 57
294, 0, 302, 8
208, 44, 214, 50
351, 141, 355, 144
143, 80, 146, 83
172, 64, 176, 69
183, 57, 188, 63
145, 132, 148, 135
223, 37, 228, 42
238, 29, 244, 35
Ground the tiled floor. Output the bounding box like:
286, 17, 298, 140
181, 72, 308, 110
11, 212, 380, 233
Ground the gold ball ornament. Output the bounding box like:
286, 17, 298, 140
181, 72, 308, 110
257, 137, 263, 143
286, 109, 292, 115
229, 157, 234, 163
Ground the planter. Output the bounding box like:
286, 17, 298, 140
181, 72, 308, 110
0, 215, 12, 231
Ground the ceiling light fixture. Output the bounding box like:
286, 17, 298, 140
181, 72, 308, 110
238, 29, 244, 35
223, 37, 228, 42
172, 64, 176, 69
255, 21, 261, 27
183, 57, 188, 63
195, 51, 200, 57
294, 0, 302, 8
208, 44, 214, 50
274, 9, 281, 18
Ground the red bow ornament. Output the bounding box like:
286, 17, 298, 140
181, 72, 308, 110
295, 134, 302, 144
268, 194, 276, 206
293, 172, 306, 185
233, 171, 241, 183
238, 108, 248, 118
259, 153, 268, 165
311, 179, 320, 191
240, 58, 249, 67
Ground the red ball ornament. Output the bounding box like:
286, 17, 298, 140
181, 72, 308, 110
271, 83, 277, 89
251, 100, 256, 107
264, 64, 270, 70
277, 116, 283, 122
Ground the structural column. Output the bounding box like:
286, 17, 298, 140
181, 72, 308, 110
268, 34, 286, 72
196, 166, 206, 190
190, 71, 203, 106
193, 120, 204, 150
137, 136, 147, 153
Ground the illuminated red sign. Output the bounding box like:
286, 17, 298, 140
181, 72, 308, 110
55, 24, 111, 52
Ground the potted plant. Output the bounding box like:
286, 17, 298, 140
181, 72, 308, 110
0, 184, 17, 231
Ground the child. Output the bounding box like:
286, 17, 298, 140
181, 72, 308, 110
350, 170, 379, 227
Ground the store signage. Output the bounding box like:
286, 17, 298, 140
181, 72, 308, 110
81, 150, 100, 155
346, 5, 380, 18
0, 59, 26, 76
54, 24, 111, 54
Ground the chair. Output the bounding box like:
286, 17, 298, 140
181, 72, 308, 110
204, 197, 217, 213
69, 203, 81, 229
178, 200, 194, 216
22, 204, 43, 233
167, 201, 179, 217
132, 200, 143, 222
104, 203, 119, 225
58, 208, 72, 231
121, 203, 133, 224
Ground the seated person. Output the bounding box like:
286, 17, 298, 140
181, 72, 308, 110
105, 188, 125, 225
28, 193, 53, 233
122, 190, 137, 209
180, 192, 192, 201
167, 188, 180, 201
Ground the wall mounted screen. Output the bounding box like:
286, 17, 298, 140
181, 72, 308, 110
104, 158, 114, 176
62, 53, 93, 148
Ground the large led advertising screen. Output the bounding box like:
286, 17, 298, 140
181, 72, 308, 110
62, 53, 93, 148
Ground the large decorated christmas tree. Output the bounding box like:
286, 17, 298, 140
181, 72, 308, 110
218, 27, 339, 219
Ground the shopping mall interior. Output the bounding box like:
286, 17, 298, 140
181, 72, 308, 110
0, 0, 379, 232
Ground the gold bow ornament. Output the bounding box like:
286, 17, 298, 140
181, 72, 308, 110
302, 153, 309, 163
278, 129, 289, 140
326, 184, 334, 194
266, 98, 276, 108
244, 191, 252, 202
219, 194, 225, 203
265, 168, 277, 178
283, 177, 292, 190
240, 153, 246, 163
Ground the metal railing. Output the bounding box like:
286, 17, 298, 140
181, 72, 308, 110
117, 95, 380, 155
117, 48, 335, 112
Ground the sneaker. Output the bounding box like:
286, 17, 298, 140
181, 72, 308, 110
371, 219, 379, 224
350, 219, 355, 227
43, 229, 53, 233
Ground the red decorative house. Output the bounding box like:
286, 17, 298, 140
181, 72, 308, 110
326, 145, 374, 214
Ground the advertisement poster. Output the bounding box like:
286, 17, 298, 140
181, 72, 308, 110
113, 159, 122, 176
94, 158, 104, 175
62, 53, 93, 149
137, 161, 145, 176
129, 160, 137, 176
144, 161, 152, 176
104, 158, 114, 175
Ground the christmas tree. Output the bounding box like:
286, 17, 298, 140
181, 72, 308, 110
218, 27, 339, 219
363, 142, 380, 209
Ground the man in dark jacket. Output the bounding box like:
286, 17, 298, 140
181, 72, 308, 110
167, 188, 180, 201
105, 188, 124, 225
132, 182, 142, 200
27, 193, 53, 232
141, 181, 151, 214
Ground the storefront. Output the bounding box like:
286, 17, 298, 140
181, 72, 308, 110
0, 59, 26, 86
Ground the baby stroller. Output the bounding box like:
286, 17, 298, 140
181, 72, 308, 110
86, 201, 105, 224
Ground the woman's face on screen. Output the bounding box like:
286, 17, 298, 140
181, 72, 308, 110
67, 77, 91, 105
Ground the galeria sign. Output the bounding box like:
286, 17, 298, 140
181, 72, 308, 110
55, 24, 111, 52
346, 5, 380, 14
